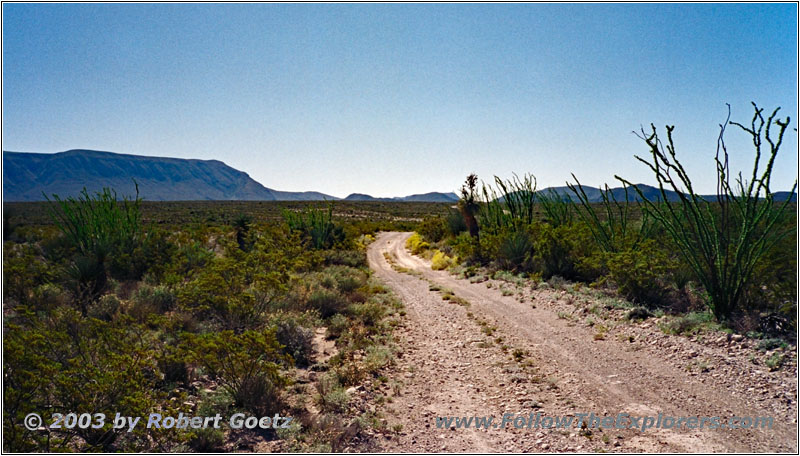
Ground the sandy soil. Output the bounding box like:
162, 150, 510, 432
360, 231, 798, 453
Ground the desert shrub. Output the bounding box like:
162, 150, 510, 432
30, 283, 69, 313
316, 372, 350, 413
661, 311, 719, 335
530, 223, 583, 280
363, 344, 394, 374
326, 314, 350, 340
741, 224, 796, 319
110, 228, 176, 281
273, 315, 315, 367
307, 289, 349, 318
187, 428, 224, 452
172, 242, 214, 276
418, 216, 447, 243
323, 249, 366, 268
320, 273, 337, 289
496, 230, 533, 272
431, 250, 456, 270
448, 232, 477, 262
602, 240, 675, 306
445, 209, 468, 237
349, 301, 385, 327
158, 354, 190, 386
133, 284, 176, 313
337, 275, 362, 294
316, 265, 367, 294
89, 294, 121, 321
3, 243, 53, 308
405, 233, 429, 255
177, 247, 292, 329
626, 306, 655, 321
3, 309, 158, 451
182, 328, 290, 416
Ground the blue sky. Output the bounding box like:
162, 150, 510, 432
3, 3, 797, 197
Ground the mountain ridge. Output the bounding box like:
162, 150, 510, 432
3, 150, 794, 203
2, 150, 459, 202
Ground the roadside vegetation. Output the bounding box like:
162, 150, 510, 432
3, 194, 407, 452
411, 103, 796, 341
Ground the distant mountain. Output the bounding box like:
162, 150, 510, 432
270, 190, 340, 201
500, 184, 795, 203
2, 150, 338, 202
401, 192, 459, 203
343, 192, 459, 203
343, 193, 381, 201
773, 191, 798, 202
5, 149, 792, 204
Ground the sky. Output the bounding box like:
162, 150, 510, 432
3, 3, 797, 198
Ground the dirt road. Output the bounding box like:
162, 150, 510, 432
364, 232, 797, 453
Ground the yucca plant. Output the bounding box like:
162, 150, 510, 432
458, 173, 481, 240
232, 213, 252, 251
617, 103, 796, 320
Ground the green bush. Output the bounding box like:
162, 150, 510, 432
326, 314, 350, 340
316, 372, 350, 413
307, 289, 349, 318
273, 315, 315, 367
661, 311, 719, 335
418, 216, 447, 243
182, 328, 290, 416
448, 232, 477, 263
3, 243, 53, 308
89, 294, 121, 321
349, 301, 385, 327
364, 344, 394, 374
133, 285, 176, 313
188, 428, 224, 452
3, 309, 158, 451
496, 230, 533, 272
323, 250, 366, 268
531, 223, 581, 280
445, 210, 468, 237
603, 240, 674, 306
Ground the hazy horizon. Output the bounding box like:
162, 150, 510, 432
3, 3, 797, 198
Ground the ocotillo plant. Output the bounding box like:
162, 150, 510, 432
536, 187, 573, 228
45, 182, 142, 262
567, 177, 653, 252
283, 203, 344, 249
479, 173, 538, 234
617, 103, 796, 320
